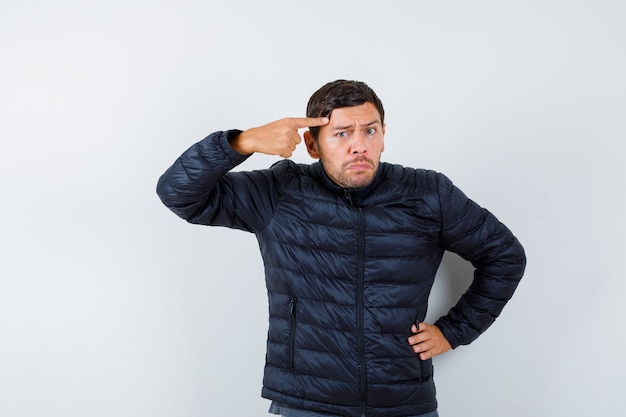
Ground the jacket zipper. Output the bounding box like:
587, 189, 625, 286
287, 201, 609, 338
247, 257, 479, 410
345, 190, 367, 415
356, 208, 367, 416
289, 297, 297, 372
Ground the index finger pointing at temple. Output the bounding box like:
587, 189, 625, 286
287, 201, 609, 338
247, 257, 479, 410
290, 117, 329, 129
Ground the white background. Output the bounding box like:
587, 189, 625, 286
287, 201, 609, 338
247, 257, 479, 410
1, 1, 625, 416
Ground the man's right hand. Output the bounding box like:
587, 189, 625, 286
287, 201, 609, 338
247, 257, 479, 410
230, 117, 329, 158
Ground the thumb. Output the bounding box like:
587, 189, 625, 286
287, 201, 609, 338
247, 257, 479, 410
290, 117, 329, 129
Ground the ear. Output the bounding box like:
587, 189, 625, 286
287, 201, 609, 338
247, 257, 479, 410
381, 123, 386, 153
303, 131, 320, 159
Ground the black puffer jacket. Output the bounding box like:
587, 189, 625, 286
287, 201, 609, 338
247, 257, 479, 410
156, 130, 526, 417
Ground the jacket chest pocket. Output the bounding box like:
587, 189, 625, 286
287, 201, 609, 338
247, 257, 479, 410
288, 297, 297, 372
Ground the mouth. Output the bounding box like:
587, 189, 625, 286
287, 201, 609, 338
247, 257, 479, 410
346, 159, 374, 171
348, 164, 373, 171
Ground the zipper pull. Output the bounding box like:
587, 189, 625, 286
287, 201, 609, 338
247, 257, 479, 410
344, 189, 353, 206
289, 298, 297, 315
414, 308, 422, 328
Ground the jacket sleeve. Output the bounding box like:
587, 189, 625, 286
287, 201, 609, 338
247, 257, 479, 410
156, 130, 277, 233
433, 173, 526, 349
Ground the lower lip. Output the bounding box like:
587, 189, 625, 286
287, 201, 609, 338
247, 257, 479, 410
349, 164, 371, 170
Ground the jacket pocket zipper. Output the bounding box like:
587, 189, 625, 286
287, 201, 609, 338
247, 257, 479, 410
289, 297, 297, 372
414, 309, 426, 377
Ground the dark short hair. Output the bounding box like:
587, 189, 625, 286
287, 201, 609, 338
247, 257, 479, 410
306, 80, 385, 140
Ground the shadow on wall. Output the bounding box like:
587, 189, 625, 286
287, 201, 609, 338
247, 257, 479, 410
427, 251, 475, 322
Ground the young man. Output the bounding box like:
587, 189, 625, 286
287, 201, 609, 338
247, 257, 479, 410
156, 80, 526, 417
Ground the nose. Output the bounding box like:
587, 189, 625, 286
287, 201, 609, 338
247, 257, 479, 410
350, 132, 367, 154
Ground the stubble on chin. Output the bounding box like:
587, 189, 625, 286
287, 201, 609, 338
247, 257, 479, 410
339, 169, 376, 189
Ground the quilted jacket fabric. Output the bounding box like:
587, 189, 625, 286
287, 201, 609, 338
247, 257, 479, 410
156, 130, 526, 417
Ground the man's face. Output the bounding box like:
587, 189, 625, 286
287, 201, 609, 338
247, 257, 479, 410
304, 102, 385, 189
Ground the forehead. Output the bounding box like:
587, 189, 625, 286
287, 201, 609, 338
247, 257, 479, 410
328, 102, 382, 125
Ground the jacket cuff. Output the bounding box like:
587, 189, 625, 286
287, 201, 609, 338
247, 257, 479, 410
220, 129, 249, 158
434, 317, 462, 350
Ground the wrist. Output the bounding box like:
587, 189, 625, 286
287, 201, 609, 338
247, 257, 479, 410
229, 129, 254, 155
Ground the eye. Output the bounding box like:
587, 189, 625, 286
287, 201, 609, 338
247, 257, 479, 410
336, 131, 348, 138
366, 128, 376, 135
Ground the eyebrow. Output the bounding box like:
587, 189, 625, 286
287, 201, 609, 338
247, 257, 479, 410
330, 120, 381, 131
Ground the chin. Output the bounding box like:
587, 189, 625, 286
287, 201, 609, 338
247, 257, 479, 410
346, 176, 374, 189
